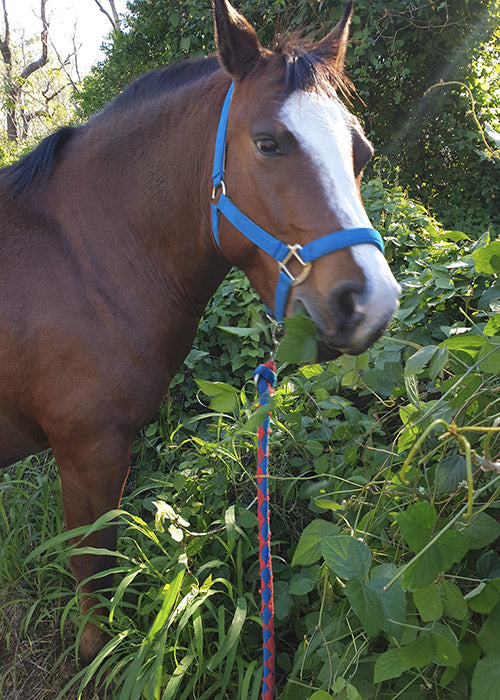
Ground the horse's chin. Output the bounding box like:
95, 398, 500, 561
316, 324, 388, 361
316, 342, 342, 362
316, 339, 369, 362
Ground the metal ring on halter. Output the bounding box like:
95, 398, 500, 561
278, 244, 313, 286
211, 179, 227, 200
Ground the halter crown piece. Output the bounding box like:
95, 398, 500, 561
211, 83, 385, 322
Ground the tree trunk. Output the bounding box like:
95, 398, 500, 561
0, 0, 49, 142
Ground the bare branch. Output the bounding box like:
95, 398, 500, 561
21, 0, 49, 80
49, 33, 80, 91
93, 0, 120, 31
72, 27, 82, 85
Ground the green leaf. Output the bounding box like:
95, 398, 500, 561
369, 574, 407, 641
274, 580, 293, 621
275, 312, 318, 364
373, 647, 407, 683
147, 569, 184, 639
431, 631, 461, 667
466, 582, 500, 614
440, 580, 467, 620
314, 497, 344, 511
414, 584, 443, 621
308, 692, 333, 700
442, 230, 471, 242
476, 339, 500, 374
478, 602, 500, 654
345, 578, 384, 636
471, 654, 500, 700
169, 11, 180, 28
206, 597, 247, 670
289, 573, 315, 596
397, 403, 420, 451
399, 635, 436, 669
403, 530, 469, 589
236, 508, 257, 530
195, 379, 239, 412
291, 520, 340, 567
321, 535, 372, 581
404, 345, 438, 376
458, 512, 500, 550
329, 679, 362, 700
483, 314, 500, 337
429, 346, 449, 378
374, 636, 435, 683
435, 455, 467, 494
217, 325, 259, 338
404, 373, 421, 408
243, 404, 273, 433
396, 503, 437, 552
472, 239, 500, 275
442, 333, 486, 352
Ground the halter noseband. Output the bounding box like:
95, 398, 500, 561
210, 83, 385, 322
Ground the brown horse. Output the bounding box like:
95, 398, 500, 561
0, 0, 400, 663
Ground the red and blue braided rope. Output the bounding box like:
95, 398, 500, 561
253, 360, 277, 700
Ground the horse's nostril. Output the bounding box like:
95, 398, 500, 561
329, 281, 365, 329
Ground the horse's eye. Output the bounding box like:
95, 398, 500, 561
255, 138, 280, 156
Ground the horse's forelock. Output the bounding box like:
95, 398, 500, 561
276, 36, 352, 99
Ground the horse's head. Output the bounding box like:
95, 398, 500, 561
212, 0, 400, 359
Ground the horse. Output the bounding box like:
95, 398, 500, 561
0, 0, 400, 664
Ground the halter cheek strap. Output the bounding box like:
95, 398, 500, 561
211, 83, 385, 323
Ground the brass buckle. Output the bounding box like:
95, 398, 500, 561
278, 244, 312, 286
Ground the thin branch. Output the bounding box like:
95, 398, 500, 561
424, 80, 500, 159
49, 33, 80, 91
93, 0, 120, 31
71, 23, 82, 85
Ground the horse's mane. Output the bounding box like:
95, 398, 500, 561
104, 56, 221, 115
3, 36, 349, 197
2, 126, 77, 196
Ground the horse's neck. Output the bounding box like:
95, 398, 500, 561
53, 74, 231, 319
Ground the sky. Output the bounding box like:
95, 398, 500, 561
5, 0, 129, 74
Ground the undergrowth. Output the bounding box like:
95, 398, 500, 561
0, 178, 498, 699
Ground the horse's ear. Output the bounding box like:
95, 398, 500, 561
313, 0, 353, 71
212, 0, 265, 80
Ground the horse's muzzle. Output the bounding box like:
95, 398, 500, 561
293, 276, 400, 359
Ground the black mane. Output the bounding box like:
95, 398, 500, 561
3, 126, 77, 196
105, 56, 221, 114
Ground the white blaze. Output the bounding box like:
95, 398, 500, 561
280, 89, 401, 343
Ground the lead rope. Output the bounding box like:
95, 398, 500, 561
253, 359, 277, 700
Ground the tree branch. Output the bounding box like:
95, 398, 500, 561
20, 0, 49, 80
93, 0, 120, 31
0, 0, 12, 67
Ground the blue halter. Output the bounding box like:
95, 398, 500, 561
211, 83, 385, 322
